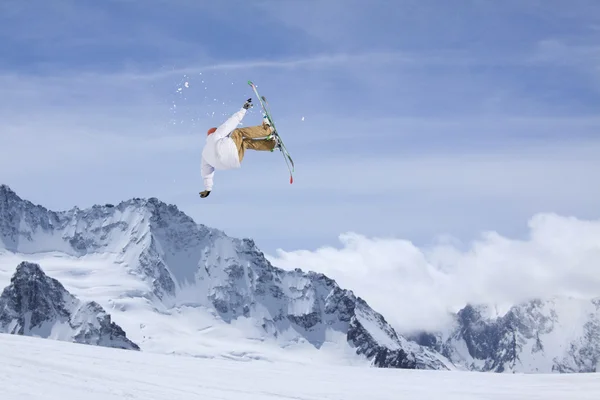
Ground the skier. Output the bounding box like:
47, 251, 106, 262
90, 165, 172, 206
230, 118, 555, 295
199, 98, 279, 198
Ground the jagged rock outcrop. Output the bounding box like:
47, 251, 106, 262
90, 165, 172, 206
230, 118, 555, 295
0, 261, 139, 350
189, 235, 452, 369
411, 298, 600, 373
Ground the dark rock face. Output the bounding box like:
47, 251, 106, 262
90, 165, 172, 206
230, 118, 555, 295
0, 261, 71, 331
456, 305, 506, 365
0, 261, 139, 350
412, 299, 600, 373
348, 315, 416, 369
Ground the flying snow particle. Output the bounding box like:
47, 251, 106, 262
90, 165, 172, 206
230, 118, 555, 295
184, 82, 189, 88
301, 116, 305, 121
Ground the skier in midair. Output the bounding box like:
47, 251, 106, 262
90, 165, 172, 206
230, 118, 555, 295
199, 98, 279, 198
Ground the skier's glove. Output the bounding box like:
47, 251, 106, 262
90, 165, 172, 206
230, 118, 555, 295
243, 98, 253, 109
199, 190, 211, 198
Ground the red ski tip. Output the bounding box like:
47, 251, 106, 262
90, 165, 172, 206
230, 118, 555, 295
290, 176, 293, 184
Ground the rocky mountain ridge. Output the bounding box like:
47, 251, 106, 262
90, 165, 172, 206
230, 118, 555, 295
410, 297, 600, 373
0, 184, 452, 370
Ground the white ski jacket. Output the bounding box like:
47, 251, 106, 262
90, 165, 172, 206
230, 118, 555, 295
201, 107, 247, 191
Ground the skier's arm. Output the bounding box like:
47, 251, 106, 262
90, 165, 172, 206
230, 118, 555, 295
201, 157, 214, 192
212, 108, 247, 140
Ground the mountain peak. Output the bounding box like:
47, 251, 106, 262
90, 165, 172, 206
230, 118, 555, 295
14, 261, 44, 278
0, 184, 25, 212
8, 261, 62, 308
3, 262, 74, 323
0, 261, 140, 350
0, 184, 34, 206
0, 184, 13, 194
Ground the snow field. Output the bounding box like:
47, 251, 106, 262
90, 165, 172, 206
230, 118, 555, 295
2, 333, 600, 400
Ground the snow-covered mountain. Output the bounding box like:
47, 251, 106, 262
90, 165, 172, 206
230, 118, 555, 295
411, 297, 600, 373
0, 184, 451, 370
0, 260, 139, 350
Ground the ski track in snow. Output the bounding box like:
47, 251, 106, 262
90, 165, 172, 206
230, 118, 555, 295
2, 333, 599, 400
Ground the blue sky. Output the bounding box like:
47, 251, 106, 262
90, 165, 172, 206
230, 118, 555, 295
1, 0, 599, 254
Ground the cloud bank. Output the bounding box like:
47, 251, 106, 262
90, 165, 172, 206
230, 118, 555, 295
267, 213, 600, 334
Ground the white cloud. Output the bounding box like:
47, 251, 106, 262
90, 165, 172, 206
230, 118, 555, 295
266, 213, 600, 335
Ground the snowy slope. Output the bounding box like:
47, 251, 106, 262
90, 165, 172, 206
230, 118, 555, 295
3, 333, 600, 400
412, 297, 600, 373
0, 184, 450, 369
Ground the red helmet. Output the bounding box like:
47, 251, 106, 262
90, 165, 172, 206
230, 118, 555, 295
207, 127, 217, 135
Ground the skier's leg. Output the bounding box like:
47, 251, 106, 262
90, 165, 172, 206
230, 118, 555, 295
242, 137, 276, 152
231, 124, 271, 140
229, 130, 247, 162
230, 125, 276, 161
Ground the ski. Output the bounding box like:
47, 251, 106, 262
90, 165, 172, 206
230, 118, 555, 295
260, 95, 295, 168
248, 80, 295, 184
